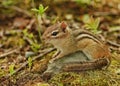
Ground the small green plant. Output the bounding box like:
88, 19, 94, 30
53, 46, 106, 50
0, 68, 5, 77
84, 16, 100, 34
23, 29, 41, 52
28, 57, 32, 70
23, 29, 34, 39
30, 43, 41, 52
32, 4, 48, 16
9, 64, 15, 75
32, 4, 48, 42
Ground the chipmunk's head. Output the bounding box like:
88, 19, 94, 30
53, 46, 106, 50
42, 21, 72, 48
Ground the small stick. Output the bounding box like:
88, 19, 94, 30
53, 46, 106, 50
0, 49, 18, 59
7, 48, 55, 77
10, 6, 31, 17
106, 40, 120, 48
26, 19, 35, 29
108, 27, 120, 33
23, 36, 34, 45
94, 11, 118, 16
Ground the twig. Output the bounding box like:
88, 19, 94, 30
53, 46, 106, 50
10, 6, 31, 17
106, 40, 120, 52
0, 49, 18, 59
94, 11, 118, 16
26, 19, 36, 29
23, 36, 34, 45
106, 40, 120, 48
108, 27, 120, 33
7, 48, 55, 77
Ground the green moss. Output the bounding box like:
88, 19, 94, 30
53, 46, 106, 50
0, 68, 5, 77
49, 71, 111, 86
49, 60, 120, 86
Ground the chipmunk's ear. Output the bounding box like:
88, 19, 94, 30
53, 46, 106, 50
60, 21, 67, 32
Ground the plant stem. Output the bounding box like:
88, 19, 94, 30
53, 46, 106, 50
37, 14, 42, 42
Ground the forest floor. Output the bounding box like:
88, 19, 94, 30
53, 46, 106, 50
0, 0, 120, 86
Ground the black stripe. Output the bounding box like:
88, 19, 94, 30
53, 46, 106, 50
76, 36, 101, 44
74, 31, 103, 44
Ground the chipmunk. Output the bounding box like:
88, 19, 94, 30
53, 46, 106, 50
42, 21, 111, 64
41, 21, 111, 81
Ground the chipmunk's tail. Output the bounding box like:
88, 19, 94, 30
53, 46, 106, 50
61, 58, 109, 72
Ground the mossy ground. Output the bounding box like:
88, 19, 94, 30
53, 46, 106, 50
49, 60, 120, 86
0, 0, 120, 86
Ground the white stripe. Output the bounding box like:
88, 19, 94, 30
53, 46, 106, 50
76, 34, 101, 44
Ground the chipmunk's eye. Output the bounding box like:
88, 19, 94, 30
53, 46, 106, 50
51, 31, 59, 36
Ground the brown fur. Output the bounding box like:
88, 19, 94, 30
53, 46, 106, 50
42, 22, 111, 64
